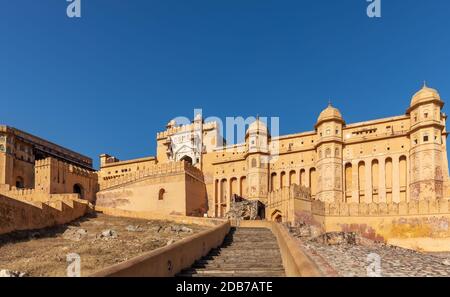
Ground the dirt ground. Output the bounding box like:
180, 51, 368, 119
0, 213, 210, 276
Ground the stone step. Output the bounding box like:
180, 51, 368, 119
221, 240, 278, 244
206, 251, 282, 257
181, 269, 286, 276
176, 227, 285, 277
193, 264, 285, 270
208, 248, 281, 253
178, 272, 285, 277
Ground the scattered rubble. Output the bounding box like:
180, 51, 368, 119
0, 214, 209, 276
98, 229, 118, 240
125, 225, 144, 232
62, 228, 88, 242
288, 224, 450, 276
0, 269, 28, 277
226, 196, 264, 220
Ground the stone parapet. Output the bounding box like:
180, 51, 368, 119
315, 199, 450, 217
156, 121, 218, 140
0, 194, 91, 235
99, 161, 204, 190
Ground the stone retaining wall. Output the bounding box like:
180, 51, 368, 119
0, 194, 90, 235
90, 220, 230, 277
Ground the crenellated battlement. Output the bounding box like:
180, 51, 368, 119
0, 193, 91, 235
99, 160, 204, 190
314, 199, 450, 217
156, 121, 218, 140
0, 183, 86, 204
35, 157, 96, 178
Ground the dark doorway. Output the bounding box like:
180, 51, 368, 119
15, 177, 24, 189
73, 184, 84, 199
180, 155, 193, 165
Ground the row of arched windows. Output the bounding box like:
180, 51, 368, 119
270, 168, 317, 196
344, 156, 407, 203
214, 176, 247, 217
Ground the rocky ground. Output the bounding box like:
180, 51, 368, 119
289, 225, 450, 277
0, 213, 209, 277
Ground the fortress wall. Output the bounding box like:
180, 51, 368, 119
96, 161, 207, 217
0, 194, 90, 235
95, 206, 225, 226
98, 161, 202, 190
0, 183, 81, 203
96, 173, 186, 214
268, 184, 450, 249
34, 157, 98, 203
316, 199, 450, 244
185, 173, 208, 217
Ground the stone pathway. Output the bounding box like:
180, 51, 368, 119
290, 228, 450, 277
177, 227, 285, 277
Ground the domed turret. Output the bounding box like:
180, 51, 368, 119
246, 118, 269, 137
409, 83, 441, 109
317, 104, 342, 123
315, 103, 344, 129
314, 103, 344, 203
408, 83, 445, 201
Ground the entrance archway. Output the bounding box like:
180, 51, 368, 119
271, 210, 283, 223
180, 155, 193, 165
15, 176, 24, 189
73, 184, 84, 199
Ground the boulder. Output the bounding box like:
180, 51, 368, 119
226, 198, 264, 220
311, 232, 367, 246
125, 225, 144, 232
98, 229, 118, 240
180, 226, 193, 233
62, 228, 88, 242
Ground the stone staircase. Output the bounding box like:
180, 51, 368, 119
177, 227, 286, 277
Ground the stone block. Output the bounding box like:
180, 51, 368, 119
398, 202, 408, 215
378, 203, 388, 215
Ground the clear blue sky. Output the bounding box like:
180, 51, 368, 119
1, 0, 449, 169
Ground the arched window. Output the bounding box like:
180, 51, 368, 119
158, 188, 166, 200
251, 158, 257, 168
325, 148, 331, 158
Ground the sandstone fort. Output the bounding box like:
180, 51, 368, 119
2, 84, 450, 276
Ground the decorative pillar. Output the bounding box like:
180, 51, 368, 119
378, 158, 386, 203
392, 156, 400, 203
217, 179, 222, 217
365, 159, 373, 203
352, 160, 359, 203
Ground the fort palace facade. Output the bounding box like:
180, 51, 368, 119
2, 84, 450, 243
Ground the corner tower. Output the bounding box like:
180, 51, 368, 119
407, 84, 446, 200
314, 103, 345, 202
245, 118, 270, 203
